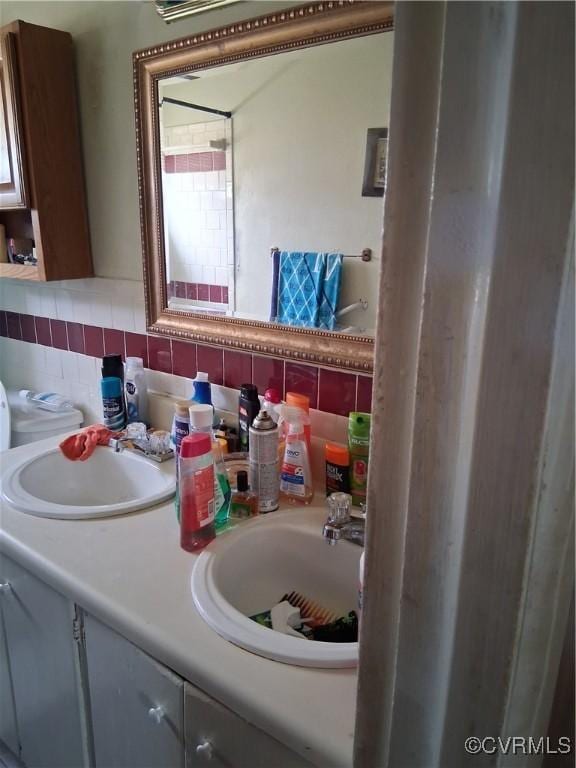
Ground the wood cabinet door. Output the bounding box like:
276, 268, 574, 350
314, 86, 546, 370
0, 555, 87, 768
84, 613, 185, 768
0, 32, 28, 209
184, 682, 313, 768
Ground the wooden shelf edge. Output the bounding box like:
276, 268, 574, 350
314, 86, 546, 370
0, 262, 40, 280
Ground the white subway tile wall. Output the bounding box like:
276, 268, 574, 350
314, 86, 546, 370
162, 121, 233, 301
0, 278, 146, 423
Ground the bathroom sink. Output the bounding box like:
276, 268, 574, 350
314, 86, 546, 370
1, 446, 175, 519
191, 507, 361, 668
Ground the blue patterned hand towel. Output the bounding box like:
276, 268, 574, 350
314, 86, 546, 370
277, 252, 326, 328
318, 253, 343, 330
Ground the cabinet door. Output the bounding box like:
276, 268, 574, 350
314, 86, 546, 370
84, 613, 185, 768
0, 555, 87, 768
184, 682, 312, 768
0, 32, 28, 209
0, 582, 18, 756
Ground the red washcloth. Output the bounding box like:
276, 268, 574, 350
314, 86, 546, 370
59, 424, 117, 461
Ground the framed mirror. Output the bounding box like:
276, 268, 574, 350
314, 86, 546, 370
134, 2, 394, 372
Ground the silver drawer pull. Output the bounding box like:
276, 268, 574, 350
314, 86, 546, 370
148, 705, 165, 724
196, 740, 214, 759
0, 582, 12, 595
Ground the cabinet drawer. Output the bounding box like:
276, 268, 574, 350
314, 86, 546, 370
184, 682, 312, 768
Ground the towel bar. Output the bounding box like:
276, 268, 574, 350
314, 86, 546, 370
270, 247, 372, 262
336, 299, 369, 319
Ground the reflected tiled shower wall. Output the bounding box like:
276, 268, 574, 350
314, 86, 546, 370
162, 120, 234, 306
0, 278, 372, 426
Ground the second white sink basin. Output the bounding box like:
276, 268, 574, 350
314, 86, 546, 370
1, 446, 175, 519
192, 507, 361, 668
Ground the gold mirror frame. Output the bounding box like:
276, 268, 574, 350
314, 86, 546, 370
133, 1, 394, 373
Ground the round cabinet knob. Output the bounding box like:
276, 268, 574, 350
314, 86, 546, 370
0, 582, 12, 595
196, 740, 214, 759
147, 705, 165, 724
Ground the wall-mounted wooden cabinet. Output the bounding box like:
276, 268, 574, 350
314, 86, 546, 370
0, 21, 93, 281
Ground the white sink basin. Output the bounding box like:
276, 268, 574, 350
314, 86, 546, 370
1, 447, 175, 519
191, 507, 361, 668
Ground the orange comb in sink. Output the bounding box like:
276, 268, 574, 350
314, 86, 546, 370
281, 591, 337, 627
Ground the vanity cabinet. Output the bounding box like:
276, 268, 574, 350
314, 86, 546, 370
84, 613, 311, 768
0, 20, 92, 281
0, 555, 312, 768
0, 555, 87, 768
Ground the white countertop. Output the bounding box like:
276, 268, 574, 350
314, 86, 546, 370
0, 434, 357, 768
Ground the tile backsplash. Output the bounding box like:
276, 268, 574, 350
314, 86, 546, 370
0, 277, 373, 428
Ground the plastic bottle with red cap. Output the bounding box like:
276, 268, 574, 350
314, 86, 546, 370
262, 388, 281, 423
179, 432, 215, 552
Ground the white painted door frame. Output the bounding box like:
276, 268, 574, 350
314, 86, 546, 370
354, 3, 574, 767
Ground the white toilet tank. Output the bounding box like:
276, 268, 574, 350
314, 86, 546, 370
0, 382, 83, 450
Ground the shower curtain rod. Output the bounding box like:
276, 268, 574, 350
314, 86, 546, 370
160, 97, 232, 119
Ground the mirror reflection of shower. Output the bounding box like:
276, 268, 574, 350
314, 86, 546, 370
158, 31, 393, 336
160, 88, 235, 311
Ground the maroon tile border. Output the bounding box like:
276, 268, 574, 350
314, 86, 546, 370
357, 376, 373, 413
6, 312, 22, 341
20, 314, 36, 344
172, 339, 197, 379
163, 151, 226, 174
148, 336, 172, 375
223, 349, 252, 390
197, 344, 223, 385
125, 332, 149, 369
285, 362, 319, 410
209, 285, 222, 303
168, 280, 228, 304
35, 316, 51, 347
50, 319, 67, 350
84, 325, 104, 358
253, 355, 284, 397
103, 328, 125, 360
318, 369, 356, 417
0, 310, 372, 417
66, 322, 85, 354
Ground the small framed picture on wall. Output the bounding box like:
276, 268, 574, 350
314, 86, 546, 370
362, 127, 388, 197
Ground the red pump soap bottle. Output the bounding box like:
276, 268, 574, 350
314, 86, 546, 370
179, 433, 215, 552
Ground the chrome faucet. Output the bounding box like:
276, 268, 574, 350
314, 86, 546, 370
322, 493, 365, 546
108, 426, 174, 463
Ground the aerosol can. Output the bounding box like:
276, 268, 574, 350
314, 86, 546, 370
249, 410, 279, 513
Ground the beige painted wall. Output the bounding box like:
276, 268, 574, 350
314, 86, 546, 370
0, 0, 295, 280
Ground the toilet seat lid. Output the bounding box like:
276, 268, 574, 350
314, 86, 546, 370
0, 380, 11, 451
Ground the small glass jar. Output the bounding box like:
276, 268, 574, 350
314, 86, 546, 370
229, 470, 258, 519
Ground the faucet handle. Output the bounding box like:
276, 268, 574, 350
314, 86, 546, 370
327, 492, 352, 524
